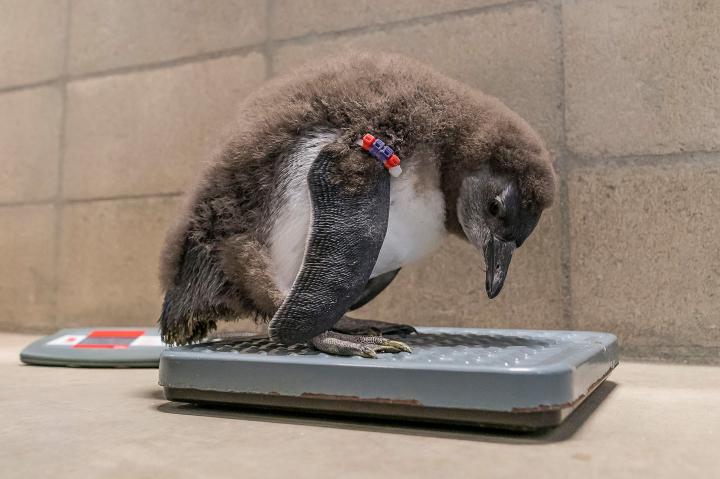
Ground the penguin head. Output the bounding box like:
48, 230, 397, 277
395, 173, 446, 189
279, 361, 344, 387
451, 107, 556, 299
457, 164, 542, 298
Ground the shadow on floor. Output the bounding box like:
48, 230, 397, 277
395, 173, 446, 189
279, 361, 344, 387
137, 387, 166, 400
154, 380, 617, 444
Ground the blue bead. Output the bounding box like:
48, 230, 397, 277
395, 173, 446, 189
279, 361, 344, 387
380, 145, 394, 161
370, 139, 385, 158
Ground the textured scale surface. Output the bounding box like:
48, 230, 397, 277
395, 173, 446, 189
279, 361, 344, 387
180, 328, 612, 369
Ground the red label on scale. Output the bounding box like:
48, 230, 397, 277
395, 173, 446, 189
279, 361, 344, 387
72, 330, 145, 349
73, 343, 130, 349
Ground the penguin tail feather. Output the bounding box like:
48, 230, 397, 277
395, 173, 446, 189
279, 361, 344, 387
159, 242, 231, 345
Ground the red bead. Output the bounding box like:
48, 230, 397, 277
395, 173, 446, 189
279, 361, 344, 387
387, 154, 400, 167
362, 134, 375, 151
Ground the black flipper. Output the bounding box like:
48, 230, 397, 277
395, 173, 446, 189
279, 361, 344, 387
348, 268, 401, 310
268, 147, 391, 345
335, 268, 418, 336
332, 317, 417, 336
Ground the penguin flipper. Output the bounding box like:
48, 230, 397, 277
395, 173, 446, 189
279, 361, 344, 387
268, 147, 390, 345
332, 268, 417, 337
333, 316, 417, 336
348, 268, 401, 310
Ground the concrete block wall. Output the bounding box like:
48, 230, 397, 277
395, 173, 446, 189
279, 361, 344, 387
1, 0, 717, 363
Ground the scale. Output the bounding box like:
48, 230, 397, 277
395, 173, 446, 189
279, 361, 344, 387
20, 326, 617, 429
159, 327, 618, 430
20, 327, 166, 367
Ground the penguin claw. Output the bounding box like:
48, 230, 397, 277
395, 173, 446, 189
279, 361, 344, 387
359, 347, 378, 359
310, 331, 412, 358
379, 340, 413, 353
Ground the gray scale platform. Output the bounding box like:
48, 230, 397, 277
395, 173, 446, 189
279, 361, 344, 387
160, 327, 618, 429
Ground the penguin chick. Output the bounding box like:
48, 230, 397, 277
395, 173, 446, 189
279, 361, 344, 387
158, 53, 556, 358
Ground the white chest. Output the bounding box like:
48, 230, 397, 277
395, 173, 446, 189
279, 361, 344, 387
269, 134, 447, 295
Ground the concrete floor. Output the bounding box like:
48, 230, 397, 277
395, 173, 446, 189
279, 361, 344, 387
2, 333, 719, 479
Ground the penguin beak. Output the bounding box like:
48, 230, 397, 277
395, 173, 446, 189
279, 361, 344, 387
484, 236, 515, 299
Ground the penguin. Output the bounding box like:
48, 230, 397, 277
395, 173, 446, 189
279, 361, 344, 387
158, 53, 557, 358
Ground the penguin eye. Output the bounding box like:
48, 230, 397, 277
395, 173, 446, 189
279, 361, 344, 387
488, 197, 503, 218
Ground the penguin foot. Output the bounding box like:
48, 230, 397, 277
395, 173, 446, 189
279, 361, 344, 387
332, 317, 417, 336
310, 331, 412, 358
